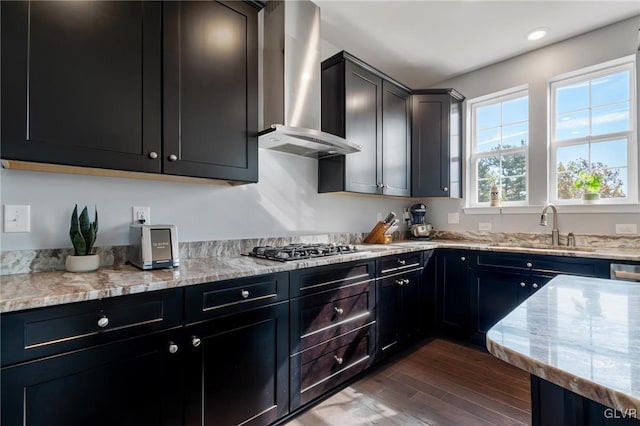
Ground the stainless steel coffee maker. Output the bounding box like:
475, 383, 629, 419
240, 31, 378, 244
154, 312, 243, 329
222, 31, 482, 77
407, 203, 432, 240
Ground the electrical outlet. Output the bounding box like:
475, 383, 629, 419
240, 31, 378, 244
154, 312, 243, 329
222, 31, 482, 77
615, 224, 637, 235
132, 206, 150, 224
478, 222, 492, 231
3, 205, 30, 232
447, 212, 459, 224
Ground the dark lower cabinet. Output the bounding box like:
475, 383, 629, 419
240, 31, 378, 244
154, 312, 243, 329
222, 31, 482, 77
435, 249, 470, 338
184, 302, 289, 426
532, 376, 640, 425
1, 330, 182, 426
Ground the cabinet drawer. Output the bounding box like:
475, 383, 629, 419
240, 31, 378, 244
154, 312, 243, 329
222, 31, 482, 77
300, 323, 373, 365
290, 260, 375, 297
1, 288, 183, 366
377, 252, 423, 275
301, 291, 369, 336
473, 251, 609, 277
185, 272, 288, 323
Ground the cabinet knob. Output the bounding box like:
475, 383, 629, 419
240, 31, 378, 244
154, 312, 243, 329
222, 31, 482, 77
532, 283, 539, 289
443, 187, 449, 192
168, 154, 178, 162
334, 306, 344, 315
376, 182, 383, 189
148, 151, 158, 159
526, 262, 533, 268
168, 342, 179, 354
404, 279, 410, 285
241, 290, 250, 299
398, 259, 406, 265
520, 282, 526, 288
460, 256, 466, 262
395, 279, 404, 286
97, 315, 109, 328
334, 355, 344, 365
191, 336, 201, 348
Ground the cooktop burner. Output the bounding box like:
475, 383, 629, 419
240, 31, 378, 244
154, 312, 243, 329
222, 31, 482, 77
248, 243, 358, 262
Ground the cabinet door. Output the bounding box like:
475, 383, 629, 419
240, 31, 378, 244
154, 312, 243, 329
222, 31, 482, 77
436, 249, 470, 337
1, 1, 162, 173
377, 275, 402, 356
412, 92, 463, 198
344, 60, 382, 194
1, 330, 182, 426
381, 81, 411, 196
400, 269, 424, 342
184, 302, 289, 426
469, 269, 529, 345
163, 1, 258, 182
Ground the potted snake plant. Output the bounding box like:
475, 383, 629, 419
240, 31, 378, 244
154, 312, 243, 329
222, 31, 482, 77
65, 205, 100, 272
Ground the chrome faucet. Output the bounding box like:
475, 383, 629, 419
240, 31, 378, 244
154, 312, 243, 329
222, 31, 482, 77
540, 204, 560, 246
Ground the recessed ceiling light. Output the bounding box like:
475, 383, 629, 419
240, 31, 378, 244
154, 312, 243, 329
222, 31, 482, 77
527, 27, 548, 41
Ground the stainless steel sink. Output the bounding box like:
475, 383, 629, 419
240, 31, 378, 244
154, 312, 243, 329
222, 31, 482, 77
487, 242, 596, 252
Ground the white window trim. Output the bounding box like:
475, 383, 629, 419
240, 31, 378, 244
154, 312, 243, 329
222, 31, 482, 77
548, 54, 638, 206
466, 85, 530, 208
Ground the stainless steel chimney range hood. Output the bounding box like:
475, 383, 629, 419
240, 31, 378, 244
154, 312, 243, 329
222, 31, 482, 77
258, 0, 361, 158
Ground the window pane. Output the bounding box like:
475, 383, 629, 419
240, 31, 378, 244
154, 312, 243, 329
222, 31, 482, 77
501, 152, 527, 179
477, 179, 491, 203
556, 81, 588, 113
477, 128, 501, 152
476, 104, 500, 130
591, 139, 627, 169
556, 110, 589, 140
600, 167, 627, 198
592, 71, 629, 106
477, 156, 500, 183
556, 144, 588, 200
502, 96, 528, 124
502, 176, 526, 201
592, 102, 629, 135
502, 122, 528, 149
557, 144, 588, 168
557, 171, 581, 200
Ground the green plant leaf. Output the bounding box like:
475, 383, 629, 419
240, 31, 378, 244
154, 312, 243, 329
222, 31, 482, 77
69, 204, 86, 256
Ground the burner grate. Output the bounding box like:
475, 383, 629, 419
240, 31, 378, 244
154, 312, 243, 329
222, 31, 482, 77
248, 243, 357, 262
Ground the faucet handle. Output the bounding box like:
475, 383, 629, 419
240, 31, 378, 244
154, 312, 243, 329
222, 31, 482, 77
567, 232, 576, 247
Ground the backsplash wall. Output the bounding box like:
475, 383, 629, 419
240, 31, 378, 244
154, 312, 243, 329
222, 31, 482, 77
0, 150, 408, 251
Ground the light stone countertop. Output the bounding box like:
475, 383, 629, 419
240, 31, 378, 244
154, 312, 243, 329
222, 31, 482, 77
1, 239, 637, 314
487, 274, 640, 413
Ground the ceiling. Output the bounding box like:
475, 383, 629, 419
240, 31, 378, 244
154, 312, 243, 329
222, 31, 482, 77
314, 0, 640, 88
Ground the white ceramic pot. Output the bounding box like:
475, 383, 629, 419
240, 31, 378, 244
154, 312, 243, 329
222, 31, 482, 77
582, 193, 600, 204
65, 254, 100, 272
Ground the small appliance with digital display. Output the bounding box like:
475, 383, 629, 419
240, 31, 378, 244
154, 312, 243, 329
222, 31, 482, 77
128, 224, 179, 270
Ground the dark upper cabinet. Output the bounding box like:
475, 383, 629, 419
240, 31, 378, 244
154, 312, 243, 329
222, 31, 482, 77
1, 0, 259, 183
412, 89, 464, 198
162, 1, 258, 182
1, 1, 162, 173
319, 51, 411, 196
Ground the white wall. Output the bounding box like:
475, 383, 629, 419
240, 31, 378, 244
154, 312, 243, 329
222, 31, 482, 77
422, 16, 640, 236
0, 150, 407, 250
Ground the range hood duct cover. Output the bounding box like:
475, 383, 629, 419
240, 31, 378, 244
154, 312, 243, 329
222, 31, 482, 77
259, 0, 361, 158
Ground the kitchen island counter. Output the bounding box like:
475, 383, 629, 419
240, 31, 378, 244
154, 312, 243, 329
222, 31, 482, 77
487, 274, 640, 417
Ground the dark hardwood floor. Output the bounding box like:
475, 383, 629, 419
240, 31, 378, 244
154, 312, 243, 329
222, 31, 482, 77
286, 338, 531, 426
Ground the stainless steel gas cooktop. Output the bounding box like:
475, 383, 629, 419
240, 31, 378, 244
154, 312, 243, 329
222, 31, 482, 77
247, 243, 358, 262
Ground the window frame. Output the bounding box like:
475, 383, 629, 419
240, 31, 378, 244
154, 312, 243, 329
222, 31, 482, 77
548, 55, 638, 205
467, 85, 530, 208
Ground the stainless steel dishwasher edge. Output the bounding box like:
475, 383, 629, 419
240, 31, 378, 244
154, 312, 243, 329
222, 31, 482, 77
610, 263, 640, 282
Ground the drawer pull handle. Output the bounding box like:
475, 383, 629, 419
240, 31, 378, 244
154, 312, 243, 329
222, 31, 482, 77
191, 336, 201, 348
395, 279, 404, 286
241, 290, 250, 299
168, 154, 178, 162
404, 279, 410, 285
532, 283, 539, 289
398, 259, 406, 265
526, 262, 533, 268
334, 355, 344, 365
334, 307, 344, 315
148, 151, 158, 159
520, 282, 526, 288
97, 316, 109, 328
168, 342, 179, 354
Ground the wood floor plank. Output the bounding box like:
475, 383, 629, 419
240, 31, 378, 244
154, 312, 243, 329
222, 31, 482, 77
285, 338, 532, 426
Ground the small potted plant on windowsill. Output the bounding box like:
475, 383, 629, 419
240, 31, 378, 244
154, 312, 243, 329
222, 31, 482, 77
65, 205, 100, 272
573, 170, 602, 204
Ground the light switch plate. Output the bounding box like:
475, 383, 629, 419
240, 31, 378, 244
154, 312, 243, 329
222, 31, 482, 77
478, 222, 492, 231
615, 224, 638, 235
4, 205, 30, 232
447, 212, 460, 224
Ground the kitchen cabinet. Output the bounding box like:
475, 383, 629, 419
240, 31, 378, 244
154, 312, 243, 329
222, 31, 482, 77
434, 249, 470, 339
411, 89, 465, 198
468, 250, 610, 345
1, 1, 162, 173
289, 259, 376, 410
319, 51, 411, 196
0, 289, 184, 426
1, 0, 259, 183
376, 252, 424, 361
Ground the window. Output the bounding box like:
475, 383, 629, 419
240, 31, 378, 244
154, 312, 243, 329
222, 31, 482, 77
468, 87, 529, 207
550, 56, 637, 204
